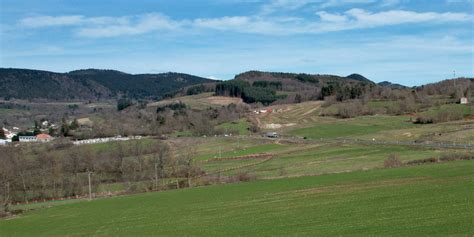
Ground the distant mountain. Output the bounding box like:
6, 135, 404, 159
0, 68, 213, 100
377, 81, 407, 89
235, 71, 369, 84
346, 74, 374, 84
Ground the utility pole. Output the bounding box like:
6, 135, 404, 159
88, 171, 92, 201
154, 162, 158, 190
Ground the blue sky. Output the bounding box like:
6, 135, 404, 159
0, 0, 473, 86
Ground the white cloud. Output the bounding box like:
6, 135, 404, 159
379, 0, 402, 7
316, 11, 348, 22
193, 16, 288, 34
342, 8, 471, 27
196, 9, 471, 35
19, 15, 130, 28
319, 0, 376, 9
260, 0, 315, 15
17, 9, 472, 37
19, 15, 85, 27
77, 14, 182, 38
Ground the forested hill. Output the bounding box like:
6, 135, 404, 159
0, 68, 214, 100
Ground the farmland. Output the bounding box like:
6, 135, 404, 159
1, 160, 472, 236
1, 92, 473, 236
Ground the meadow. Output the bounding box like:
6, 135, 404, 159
1, 160, 472, 236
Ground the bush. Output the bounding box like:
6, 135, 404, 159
413, 116, 433, 124
384, 154, 402, 168
405, 157, 438, 165
336, 100, 372, 118
156, 102, 186, 113
439, 154, 474, 162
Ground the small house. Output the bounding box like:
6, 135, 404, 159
0, 139, 8, 146
36, 133, 53, 142
460, 97, 468, 104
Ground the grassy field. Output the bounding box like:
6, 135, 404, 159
196, 143, 287, 161
147, 93, 243, 110
288, 115, 415, 139
1, 160, 472, 236
215, 119, 251, 135
218, 143, 469, 178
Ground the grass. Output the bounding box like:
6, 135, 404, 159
421, 103, 472, 117
215, 119, 250, 135
87, 138, 157, 152
195, 143, 286, 161
289, 115, 415, 139
226, 143, 458, 178
1, 160, 472, 236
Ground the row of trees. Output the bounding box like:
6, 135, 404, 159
0, 140, 202, 214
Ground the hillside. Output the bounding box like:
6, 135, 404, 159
234, 71, 371, 85
378, 81, 407, 89
214, 71, 376, 105
346, 73, 374, 84
0, 68, 214, 100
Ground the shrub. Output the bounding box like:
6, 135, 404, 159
413, 116, 433, 124
439, 154, 474, 162
405, 157, 439, 165
384, 154, 402, 168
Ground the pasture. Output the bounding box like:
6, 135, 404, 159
1, 160, 472, 236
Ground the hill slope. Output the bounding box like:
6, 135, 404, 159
0, 68, 213, 100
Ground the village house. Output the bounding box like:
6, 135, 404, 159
36, 133, 53, 142
0, 139, 8, 146
460, 97, 468, 104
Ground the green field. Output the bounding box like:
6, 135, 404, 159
1, 160, 472, 236
196, 143, 286, 161
289, 115, 415, 139
215, 119, 251, 135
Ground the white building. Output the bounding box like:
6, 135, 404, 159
0, 139, 8, 146
19, 136, 37, 142
460, 97, 468, 104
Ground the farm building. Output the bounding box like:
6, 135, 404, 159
459, 97, 468, 104
19, 136, 37, 142
0, 139, 8, 146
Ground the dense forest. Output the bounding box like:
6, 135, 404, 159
0, 68, 213, 100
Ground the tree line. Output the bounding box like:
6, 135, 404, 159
0, 140, 202, 214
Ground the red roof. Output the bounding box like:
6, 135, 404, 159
36, 134, 52, 140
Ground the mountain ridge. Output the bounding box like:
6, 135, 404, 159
0, 68, 214, 100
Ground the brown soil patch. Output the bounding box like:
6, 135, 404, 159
200, 96, 243, 105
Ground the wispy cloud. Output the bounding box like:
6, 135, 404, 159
17, 9, 472, 37
19, 15, 128, 28
77, 14, 183, 37
319, 0, 377, 9
315, 8, 472, 31
259, 0, 316, 14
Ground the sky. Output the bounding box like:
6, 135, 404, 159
0, 0, 473, 86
